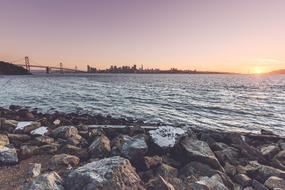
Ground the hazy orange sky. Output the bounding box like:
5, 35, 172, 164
0, 0, 285, 73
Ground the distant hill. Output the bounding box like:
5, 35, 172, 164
267, 69, 285, 75
0, 61, 30, 75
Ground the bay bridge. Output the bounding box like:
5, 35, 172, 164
11, 56, 87, 74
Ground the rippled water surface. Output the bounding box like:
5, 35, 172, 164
0, 74, 284, 134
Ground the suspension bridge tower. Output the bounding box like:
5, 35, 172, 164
60, 62, 63, 74
24, 56, 31, 72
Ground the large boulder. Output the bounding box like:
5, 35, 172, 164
65, 156, 144, 190
0, 145, 18, 164
149, 126, 185, 149
88, 134, 111, 158
250, 164, 285, 183
181, 136, 223, 170
121, 135, 148, 160
23, 171, 64, 190
0, 134, 9, 146
48, 154, 80, 170
264, 176, 285, 189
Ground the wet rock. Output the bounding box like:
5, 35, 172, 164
35, 136, 55, 145
20, 145, 39, 159
149, 126, 185, 149
234, 174, 252, 187
146, 176, 175, 190
15, 121, 41, 133
38, 143, 59, 154
0, 145, 18, 164
155, 163, 178, 178
23, 171, 64, 190
264, 176, 285, 189
214, 147, 240, 165
27, 163, 41, 178
180, 161, 218, 178
88, 134, 111, 158
50, 126, 79, 139
48, 154, 80, 170
65, 156, 143, 190
181, 136, 223, 170
252, 180, 269, 190
260, 144, 280, 159
7, 133, 31, 142
121, 134, 148, 160
0, 134, 9, 146
60, 144, 89, 160
30, 126, 48, 136
144, 155, 162, 169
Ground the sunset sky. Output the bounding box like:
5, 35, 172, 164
0, 0, 284, 73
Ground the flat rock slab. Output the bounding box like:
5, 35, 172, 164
65, 156, 143, 190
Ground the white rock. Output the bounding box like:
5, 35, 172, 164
31, 127, 48, 136
16, 121, 32, 130
0, 145, 18, 164
149, 126, 185, 148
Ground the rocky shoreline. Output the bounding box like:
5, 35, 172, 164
0, 106, 285, 190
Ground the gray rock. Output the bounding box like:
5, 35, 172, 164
35, 136, 55, 145
23, 171, 64, 190
38, 143, 59, 154
272, 150, 285, 169
88, 134, 111, 158
149, 126, 185, 149
215, 147, 240, 165
0, 145, 18, 164
28, 163, 41, 177
180, 161, 218, 178
60, 144, 89, 160
195, 174, 229, 190
0, 134, 9, 146
252, 179, 269, 190
260, 144, 280, 159
121, 134, 148, 160
251, 164, 285, 183
243, 187, 254, 190
0, 119, 18, 131
7, 133, 31, 142
264, 176, 285, 190
65, 156, 143, 190
20, 145, 39, 159
224, 162, 237, 177
144, 155, 162, 169
181, 136, 223, 170
155, 163, 178, 178
146, 176, 175, 190
48, 154, 80, 170
51, 126, 79, 139
234, 174, 252, 187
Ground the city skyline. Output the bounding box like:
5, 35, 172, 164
1, 0, 285, 74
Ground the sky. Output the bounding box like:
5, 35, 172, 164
0, 0, 285, 73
